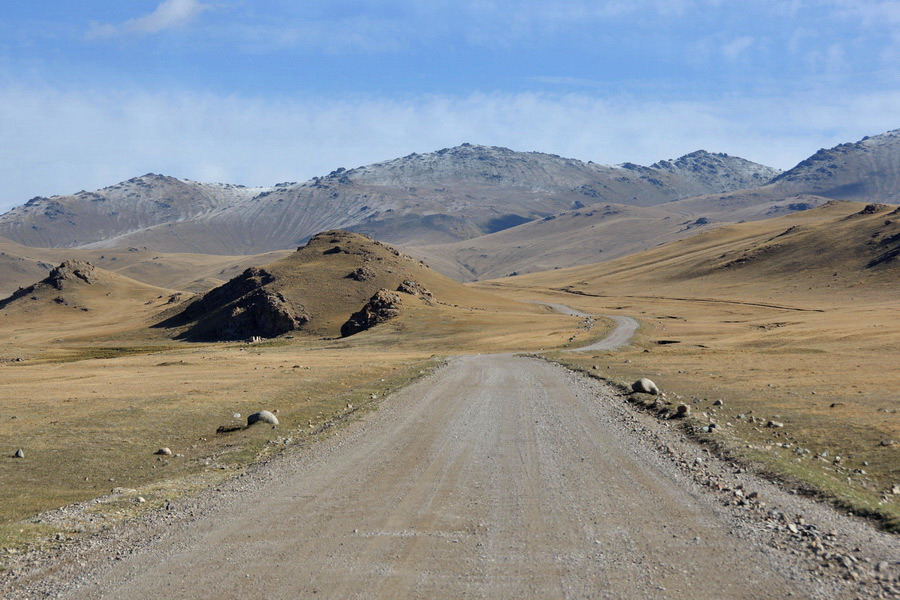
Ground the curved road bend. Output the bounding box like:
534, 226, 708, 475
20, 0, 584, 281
529, 301, 640, 352
45, 352, 824, 599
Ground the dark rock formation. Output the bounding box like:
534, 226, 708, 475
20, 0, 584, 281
46, 260, 98, 289
396, 279, 434, 302
160, 267, 308, 341
341, 290, 401, 337
0, 260, 98, 309
347, 266, 376, 281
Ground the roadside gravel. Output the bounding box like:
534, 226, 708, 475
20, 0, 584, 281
1, 355, 896, 599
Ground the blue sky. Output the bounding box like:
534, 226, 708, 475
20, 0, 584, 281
0, 0, 898, 211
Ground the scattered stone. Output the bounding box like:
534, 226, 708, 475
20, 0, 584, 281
247, 410, 279, 426
154, 448, 172, 456
346, 266, 376, 281
767, 420, 784, 428
13, 448, 24, 458
713, 399, 724, 406
396, 279, 434, 302
632, 378, 660, 395
136, 496, 146, 503
675, 404, 691, 418
858, 203, 889, 215
233, 413, 241, 419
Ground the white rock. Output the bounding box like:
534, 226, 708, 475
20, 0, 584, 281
632, 378, 659, 395
247, 410, 279, 426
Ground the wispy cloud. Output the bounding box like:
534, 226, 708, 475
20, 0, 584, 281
1, 84, 897, 212
89, 0, 210, 37
722, 36, 754, 60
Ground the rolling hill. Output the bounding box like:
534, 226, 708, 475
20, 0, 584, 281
157, 230, 532, 341
0, 234, 291, 297
489, 201, 899, 304
0, 259, 177, 346
409, 194, 833, 281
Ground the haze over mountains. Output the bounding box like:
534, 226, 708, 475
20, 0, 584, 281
0, 129, 896, 285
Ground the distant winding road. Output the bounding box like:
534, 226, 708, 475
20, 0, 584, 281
529, 301, 640, 352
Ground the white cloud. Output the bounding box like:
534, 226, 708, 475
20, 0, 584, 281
722, 36, 754, 60
89, 0, 210, 37
0, 85, 897, 212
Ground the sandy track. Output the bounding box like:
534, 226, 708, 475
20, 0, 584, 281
29, 354, 848, 599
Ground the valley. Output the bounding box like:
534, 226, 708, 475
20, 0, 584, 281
0, 130, 898, 598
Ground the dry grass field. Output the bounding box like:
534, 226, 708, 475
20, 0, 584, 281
0, 234, 293, 297
479, 201, 900, 529
0, 237, 583, 553
1, 201, 897, 561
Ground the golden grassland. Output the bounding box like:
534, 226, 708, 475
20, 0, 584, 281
478, 201, 900, 529
0, 261, 583, 551
1, 202, 897, 556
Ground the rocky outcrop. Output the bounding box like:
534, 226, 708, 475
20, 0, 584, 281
219, 289, 307, 339
347, 266, 376, 281
396, 279, 434, 302
340, 290, 401, 337
45, 260, 98, 289
0, 260, 100, 309
161, 267, 308, 341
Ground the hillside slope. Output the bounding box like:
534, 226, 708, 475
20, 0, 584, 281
0, 175, 265, 249
0, 235, 291, 297
770, 129, 900, 201
494, 201, 899, 304
651, 150, 781, 192
410, 194, 833, 281
0, 260, 176, 345
158, 230, 532, 341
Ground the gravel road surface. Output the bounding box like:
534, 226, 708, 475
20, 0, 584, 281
10, 353, 896, 599
529, 301, 640, 351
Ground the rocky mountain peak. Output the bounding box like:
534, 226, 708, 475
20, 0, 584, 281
651, 150, 781, 192
770, 129, 900, 201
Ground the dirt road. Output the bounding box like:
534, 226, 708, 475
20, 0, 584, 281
530, 301, 640, 351
19, 353, 884, 599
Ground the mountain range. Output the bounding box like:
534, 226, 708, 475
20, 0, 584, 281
0, 129, 896, 287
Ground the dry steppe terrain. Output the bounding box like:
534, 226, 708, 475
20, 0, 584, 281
479, 201, 900, 528
0, 233, 587, 547
1, 128, 899, 596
